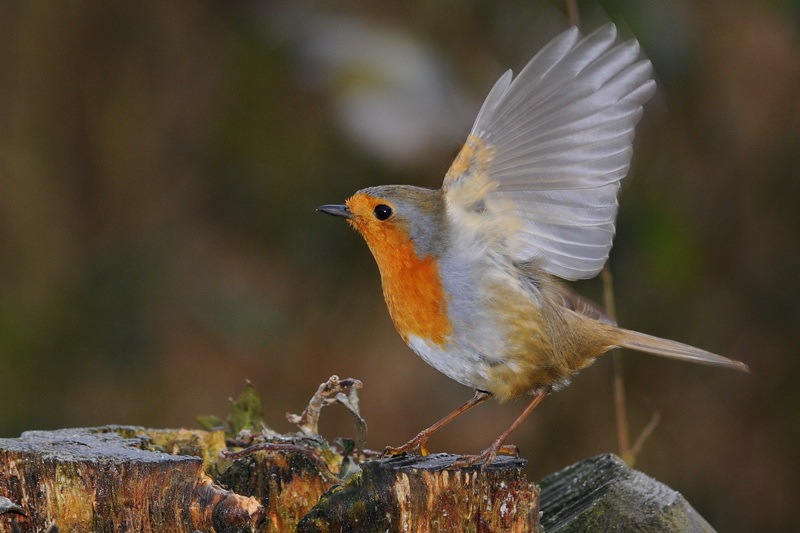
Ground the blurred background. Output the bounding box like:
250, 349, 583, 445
1, 0, 798, 530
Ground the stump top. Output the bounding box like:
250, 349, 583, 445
378, 452, 527, 471
0, 426, 201, 465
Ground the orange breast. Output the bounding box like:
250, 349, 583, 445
377, 238, 451, 346
352, 218, 451, 346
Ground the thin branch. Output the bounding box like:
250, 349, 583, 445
602, 266, 631, 460
603, 266, 661, 465
629, 412, 662, 466
565, 0, 580, 27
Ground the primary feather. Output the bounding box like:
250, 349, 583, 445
443, 23, 657, 280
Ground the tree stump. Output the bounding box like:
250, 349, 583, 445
215, 446, 340, 532
539, 454, 716, 532
298, 453, 541, 533
0, 426, 718, 532
0, 427, 264, 533
0, 427, 538, 532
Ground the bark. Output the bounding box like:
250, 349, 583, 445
0, 427, 263, 533
298, 453, 541, 533
0, 427, 539, 532
539, 453, 716, 532
0, 426, 715, 532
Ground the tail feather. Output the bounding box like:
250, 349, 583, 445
613, 328, 749, 373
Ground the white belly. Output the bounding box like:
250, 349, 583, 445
407, 334, 491, 391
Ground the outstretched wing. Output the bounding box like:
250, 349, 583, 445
442, 24, 656, 280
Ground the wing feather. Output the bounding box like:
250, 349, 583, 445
443, 23, 656, 280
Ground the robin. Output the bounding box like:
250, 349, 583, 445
318, 23, 749, 467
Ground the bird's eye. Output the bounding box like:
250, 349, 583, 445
373, 204, 393, 221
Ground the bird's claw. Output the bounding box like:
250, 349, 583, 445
382, 433, 430, 458
450, 444, 519, 469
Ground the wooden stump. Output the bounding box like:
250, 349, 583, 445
0, 427, 540, 532
0, 427, 264, 533
216, 446, 340, 532
539, 454, 716, 532
0, 426, 718, 532
298, 453, 541, 533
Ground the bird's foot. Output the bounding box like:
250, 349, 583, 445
450, 444, 519, 469
382, 431, 431, 458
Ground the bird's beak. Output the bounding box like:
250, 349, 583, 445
317, 204, 352, 219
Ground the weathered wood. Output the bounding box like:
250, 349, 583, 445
216, 446, 340, 532
0, 425, 719, 532
298, 453, 542, 533
0, 427, 264, 533
539, 454, 715, 532
0, 428, 541, 532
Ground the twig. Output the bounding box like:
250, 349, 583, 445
603, 266, 661, 465
602, 267, 631, 461
629, 412, 661, 465
286, 375, 367, 451
565, 0, 580, 27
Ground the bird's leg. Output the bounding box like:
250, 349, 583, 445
452, 388, 549, 468
383, 389, 492, 458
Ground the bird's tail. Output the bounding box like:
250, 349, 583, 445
612, 328, 749, 373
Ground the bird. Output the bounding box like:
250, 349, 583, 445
318, 23, 749, 467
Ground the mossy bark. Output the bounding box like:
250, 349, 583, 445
0, 427, 263, 533
0, 427, 716, 532
539, 454, 716, 532
0, 427, 540, 532
298, 453, 541, 533
216, 447, 339, 532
